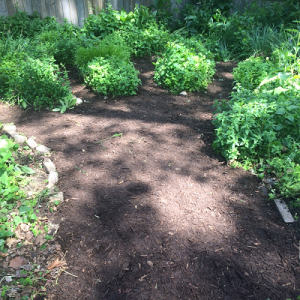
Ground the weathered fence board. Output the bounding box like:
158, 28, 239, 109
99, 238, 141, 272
55, 0, 64, 23
31, 0, 41, 17
23, 0, 33, 15
0, 0, 286, 26
49, 0, 57, 20
0, 0, 9, 16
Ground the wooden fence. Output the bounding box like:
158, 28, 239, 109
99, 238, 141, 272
0, 0, 190, 27
0, 0, 285, 27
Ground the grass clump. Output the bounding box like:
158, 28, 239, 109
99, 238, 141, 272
75, 33, 130, 68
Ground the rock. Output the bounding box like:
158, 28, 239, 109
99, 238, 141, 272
14, 134, 26, 144
258, 186, 269, 196
43, 158, 56, 173
274, 199, 294, 223
2, 124, 17, 136
180, 91, 187, 96
27, 138, 38, 149
48, 171, 58, 188
36, 144, 51, 154
74, 97, 83, 105
4, 276, 13, 282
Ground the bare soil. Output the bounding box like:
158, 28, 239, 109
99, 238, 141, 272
1, 59, 300, 300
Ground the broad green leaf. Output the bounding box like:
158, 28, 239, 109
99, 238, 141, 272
274, 124, 283, 131
14, 216, 22, 226
275, 108, 285, 115
286, 115, 294, 122
274, 87, 287, 95
19, 206, 31, 213
20, 165, 35, 175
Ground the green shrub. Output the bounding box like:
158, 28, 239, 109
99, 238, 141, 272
212, 87, 300, 201
0, 53, 73, 110
35, 28, 81, 65
75, 33, 130, 68
0, 10, 58, 38
154, 40, 215, 94
233, 56, 274, 90
82, 57, 141, 96
213, 88, 300, 161
82, 4, 123, 38
120, 23, 170, 57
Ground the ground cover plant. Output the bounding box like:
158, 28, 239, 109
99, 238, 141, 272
213, 25, 300, 206
0, 133, 39, 250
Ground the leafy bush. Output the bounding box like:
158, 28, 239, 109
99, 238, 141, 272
233, 56, 274, 90
154, 40, 215, 94
75, 33, 131, 68
82, 4, 124, 38
0, 50, 74, 110
213, 87, 300, 199
120, 23, 170, 57
0, 10, 58, 38
35, 24, 81, 65
82, 57, 141, 96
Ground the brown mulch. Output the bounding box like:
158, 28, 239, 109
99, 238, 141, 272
1, 59, 300, 300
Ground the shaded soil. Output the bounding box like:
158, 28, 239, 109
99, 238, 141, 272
1, 59, 300, 300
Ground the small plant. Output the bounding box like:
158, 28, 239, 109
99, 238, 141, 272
154, 40, 215, 94
82, 4, 123, 38
82, 57, 141, 96
233, 56, 274, 90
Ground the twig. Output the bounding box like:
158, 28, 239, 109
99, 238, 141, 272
61, 269, 78, 278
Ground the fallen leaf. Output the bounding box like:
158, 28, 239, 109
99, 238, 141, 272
47, 257, 66, 270
9, 256, 28, 269
0, 252, 9, 257
20, 223, 30, 232
35, 234, 46, 247
6, 238, 18, 248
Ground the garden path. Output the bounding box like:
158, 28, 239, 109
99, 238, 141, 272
0, 59, 299, 300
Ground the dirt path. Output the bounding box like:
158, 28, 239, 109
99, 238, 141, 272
1, 59, 300, 300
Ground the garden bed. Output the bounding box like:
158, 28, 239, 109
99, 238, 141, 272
0, 59, 299, 300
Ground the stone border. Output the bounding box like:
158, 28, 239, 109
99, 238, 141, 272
1, 123, 58, 190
